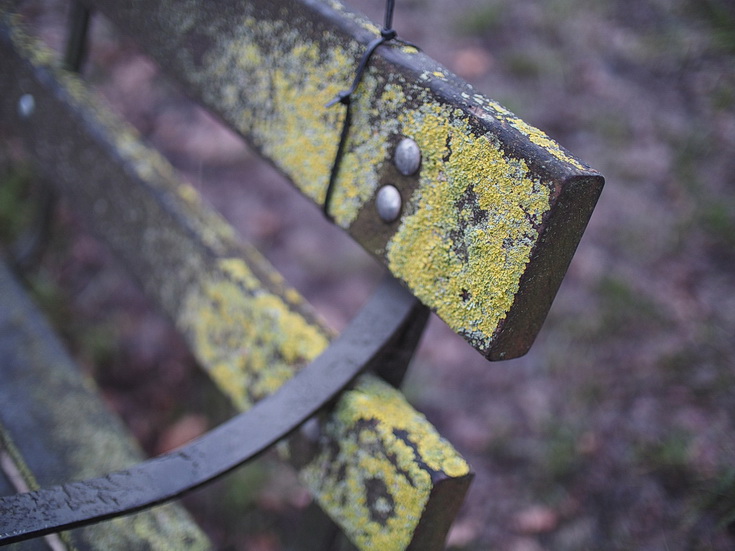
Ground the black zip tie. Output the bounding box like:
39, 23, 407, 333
323, 1, 401, 221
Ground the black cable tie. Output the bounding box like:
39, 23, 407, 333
384, 0, 396, 31
323, 34, 391, 221
381, 28, 397, 40
323, 0, 404, 221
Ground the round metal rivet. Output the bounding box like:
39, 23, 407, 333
376, 185, 402, 223
18, 94, 35, 119
394, 138, 421, 176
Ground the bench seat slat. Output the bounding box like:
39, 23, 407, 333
0, 15, 470, 549
0, 260, 211, 551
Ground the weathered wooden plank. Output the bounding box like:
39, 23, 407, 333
0, 259, 211, 551
0, 13, 470, 549
84, 0, 604, 360
297, 377, 473, 551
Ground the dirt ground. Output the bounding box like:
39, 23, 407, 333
3, 0, 735, 549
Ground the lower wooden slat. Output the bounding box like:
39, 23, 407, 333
297, 376, 473, 551
0, 260, 211, 551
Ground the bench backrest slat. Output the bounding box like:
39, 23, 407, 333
87, 0, 604, 360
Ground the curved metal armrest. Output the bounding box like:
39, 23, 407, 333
0, 275, 422, 545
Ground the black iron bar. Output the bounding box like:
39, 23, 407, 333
0, 276, 419, 545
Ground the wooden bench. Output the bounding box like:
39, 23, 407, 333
0, 0, 604, 548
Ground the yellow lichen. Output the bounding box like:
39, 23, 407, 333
179, 258, 329, 410
301, 376, 470, 550
507, 116, 587, 171
386, 101, 551, 352
201, 17, 392, 227
85, 505, 211, 550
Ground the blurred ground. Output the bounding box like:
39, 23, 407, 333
2, 0, 735, 549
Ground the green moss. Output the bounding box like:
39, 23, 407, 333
700, 200, 735, 247
636, 430, 696, 498
592, 275, 670, 340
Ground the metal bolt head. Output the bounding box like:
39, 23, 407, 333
18, 94, 35, 118
376, 184, 402, 223
394, 137, 421, 176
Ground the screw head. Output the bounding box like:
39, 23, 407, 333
394, 138, 421, 176
18, 94, 35, 119
376, 185, 402, 223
